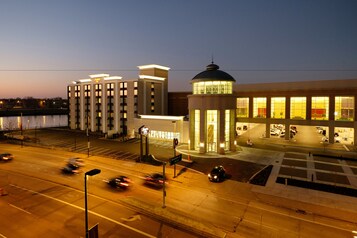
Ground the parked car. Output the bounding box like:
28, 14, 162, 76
105, 176, 131, 189
144, 173, 166, 187
270, 128, 280, 136
0, 153, 14, 162
208, 165, 226, 182
62, 163, 80, 174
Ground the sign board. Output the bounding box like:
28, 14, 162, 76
169, 154, 182, 166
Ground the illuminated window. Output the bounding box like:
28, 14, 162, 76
194, 110, 200, 150
236, 98, 249, 118
206, 110, 217, 152
192, 81, 233, 94
134, 81, 138, 87
225, 110, 230, 149
134, 89, 138, 95
335, 96, 354, 121
312, 97, 329, 120
253, 97, 266, 118
290, 97, 306, 119
151, 106, 154, 111
271, 97, 285, 119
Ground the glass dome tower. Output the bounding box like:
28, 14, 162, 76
188, 63, 237, 154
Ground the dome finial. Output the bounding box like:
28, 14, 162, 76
211, 54, 214, 64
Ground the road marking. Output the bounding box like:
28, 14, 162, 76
0, 233, 7, 238
343, 144, 350, 151
8, 203, 32, 215
9, 184, 155, 238
121, 215, 141, 222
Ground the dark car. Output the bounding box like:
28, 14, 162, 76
106, 176, 131, 189
208, 165, 226, 182
0, 153, 14, 162
144, 173, 166, 187
62, 163, 80, 174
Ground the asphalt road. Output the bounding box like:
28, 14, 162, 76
0, 143, 355, 238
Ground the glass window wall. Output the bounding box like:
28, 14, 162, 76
312, 97, 329, 120
192, 81, 233, 95
271, 97, 285, 119
253, 97, 266, 118
335, 96, 354, 121
236, 98, 249, 118
290, 97, 306, 120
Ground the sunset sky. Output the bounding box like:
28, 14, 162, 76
1, 0, 357, 98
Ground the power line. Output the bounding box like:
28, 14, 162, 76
0, 69, 357, 72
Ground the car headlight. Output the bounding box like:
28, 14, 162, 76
214, 175, 217, 179
208, 174, 211, 177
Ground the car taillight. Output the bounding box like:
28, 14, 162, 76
120, 182, 129, 187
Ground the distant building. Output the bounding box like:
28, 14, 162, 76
67, 64, 171, 138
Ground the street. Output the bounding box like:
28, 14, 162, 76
0, 143, 356, 238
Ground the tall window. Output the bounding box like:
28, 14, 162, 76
253, 97, 266, 118
335, 96, 354, 121
206, 110, 217, 152
290, 97, 306, 120
271, 97, 285, 119
312, 97, 329, 120
194, 110, 200, 150
236, 98, 249, 118
225, 110, 230, 150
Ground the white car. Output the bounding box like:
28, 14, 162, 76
270, 128, 280, 136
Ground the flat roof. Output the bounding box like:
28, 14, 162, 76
234, 78, 357, 93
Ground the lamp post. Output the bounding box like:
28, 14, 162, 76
84, 169, 101, 238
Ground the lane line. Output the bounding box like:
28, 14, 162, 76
0, 233, 7, 238
9, 184, 155, 238
8, 203, 32, 215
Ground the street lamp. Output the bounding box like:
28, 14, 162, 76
84, 169, 101, 238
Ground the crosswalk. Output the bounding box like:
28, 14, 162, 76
29, 136, 173, 161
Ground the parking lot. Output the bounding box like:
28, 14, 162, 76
236, 123, 355, 151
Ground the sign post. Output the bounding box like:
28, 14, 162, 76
169, 154, 182, 178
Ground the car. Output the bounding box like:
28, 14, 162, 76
67, 157, 85, 167
62, 162, 80, 174
208, 165, 226, 182
105, 176, 131, 189
270, 128, 280, 136
144, 173, 166, 187
0, 153, 14, 162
